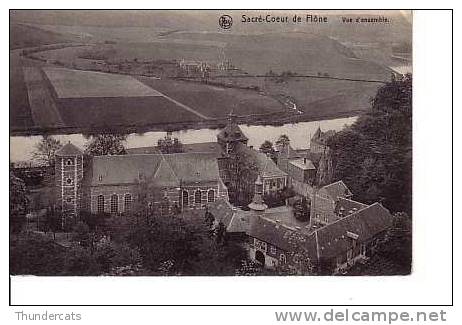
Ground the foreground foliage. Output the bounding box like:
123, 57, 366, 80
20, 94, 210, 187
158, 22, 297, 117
327, 75, 412, 214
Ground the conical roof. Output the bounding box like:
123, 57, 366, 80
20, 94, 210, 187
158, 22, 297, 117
248, 193, 268, 212
56, 142, 83, 156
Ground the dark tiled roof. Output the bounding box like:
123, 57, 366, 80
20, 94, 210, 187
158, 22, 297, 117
235, 143, 287, 178
249, 216, 319, 260
55, 142, 83, 156
207, 198, 252, 233
320, 180, 352, 201
207, 198, 235, 228
315, 203, 393, 258
91, 152, 219, 186
250, 217, 300, 251
335, 197, 368, 216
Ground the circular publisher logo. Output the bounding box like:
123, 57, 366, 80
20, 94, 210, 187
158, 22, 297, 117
219, 15, 233, 29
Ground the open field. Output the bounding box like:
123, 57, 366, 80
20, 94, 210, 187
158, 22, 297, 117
264, 77, 382, 119
136, 77, 287, 118
43, 67, 163, 98
22, 67, 64, 128
10, 53, 34, 128
10, 23, 76, 50
54, 96, 203, 128
40, 68, 206, 127
10, 17, 407, 135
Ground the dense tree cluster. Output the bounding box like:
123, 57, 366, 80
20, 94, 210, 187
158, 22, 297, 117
85, 134, 127, 156
327, 75, 412, 214
156, 133, 184, 154
126, 214, 246, 275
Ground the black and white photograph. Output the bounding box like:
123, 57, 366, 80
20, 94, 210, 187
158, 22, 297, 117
9, 9, 414, 278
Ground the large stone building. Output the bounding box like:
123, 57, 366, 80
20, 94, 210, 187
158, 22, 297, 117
54, 114, 288, 219
55, 142, 227, 220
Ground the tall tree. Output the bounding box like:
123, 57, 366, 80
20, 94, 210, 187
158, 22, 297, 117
259, 140, 276, 161
32, 135, 62, 167
275, 134, 290, 148
157, 133, 183, 154
85, 134, 127, 156
327, 75, 412, 213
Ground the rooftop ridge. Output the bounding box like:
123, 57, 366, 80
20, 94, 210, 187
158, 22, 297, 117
93, 151, 218, 159
314, 202, 374, 233
338, 197, 368, 206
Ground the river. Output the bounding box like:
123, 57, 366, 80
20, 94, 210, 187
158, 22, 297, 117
9, 116, 358, 162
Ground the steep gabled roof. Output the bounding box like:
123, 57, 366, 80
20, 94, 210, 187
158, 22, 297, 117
235, 143, 287, 179
91, 152, 220, 186
207, 198, 251, 233
319, 180, 352, 201
249, 216, 299, 251
334, 197, 368, 216
315, 203, 393, 258
164, 153, 219, 185
55, 142, 83, 156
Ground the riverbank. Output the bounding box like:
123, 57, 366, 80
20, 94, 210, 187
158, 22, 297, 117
10, 116, 358, 162
10, 109, 363, 137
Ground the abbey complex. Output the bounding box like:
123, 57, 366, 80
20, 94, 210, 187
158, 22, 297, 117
50, 114, 393, 275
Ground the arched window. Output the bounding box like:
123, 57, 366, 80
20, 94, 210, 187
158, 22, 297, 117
194, 190, 202, 204
124, 194, 132, 213
110, 194, 118, 214
207, 189, 215, 203
66, 158, 74, 166
182, 190, 189, 207
97, 195, 104, 214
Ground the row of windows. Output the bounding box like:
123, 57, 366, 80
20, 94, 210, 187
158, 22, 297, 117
182, 189, 215, 206
97, 194, 132, 214
97, 189, 216, 214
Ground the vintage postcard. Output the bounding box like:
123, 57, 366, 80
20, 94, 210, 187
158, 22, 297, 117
9, 10, 412, 277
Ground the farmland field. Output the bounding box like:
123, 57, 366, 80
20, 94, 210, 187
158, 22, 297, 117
22, 67, 64, 128
264, 77, 382, 119
54, 96, 203, 128
43, 67, 163, 98
41, 68, 205, 128
136, 77, 287, 118
10, 52, 34, 128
